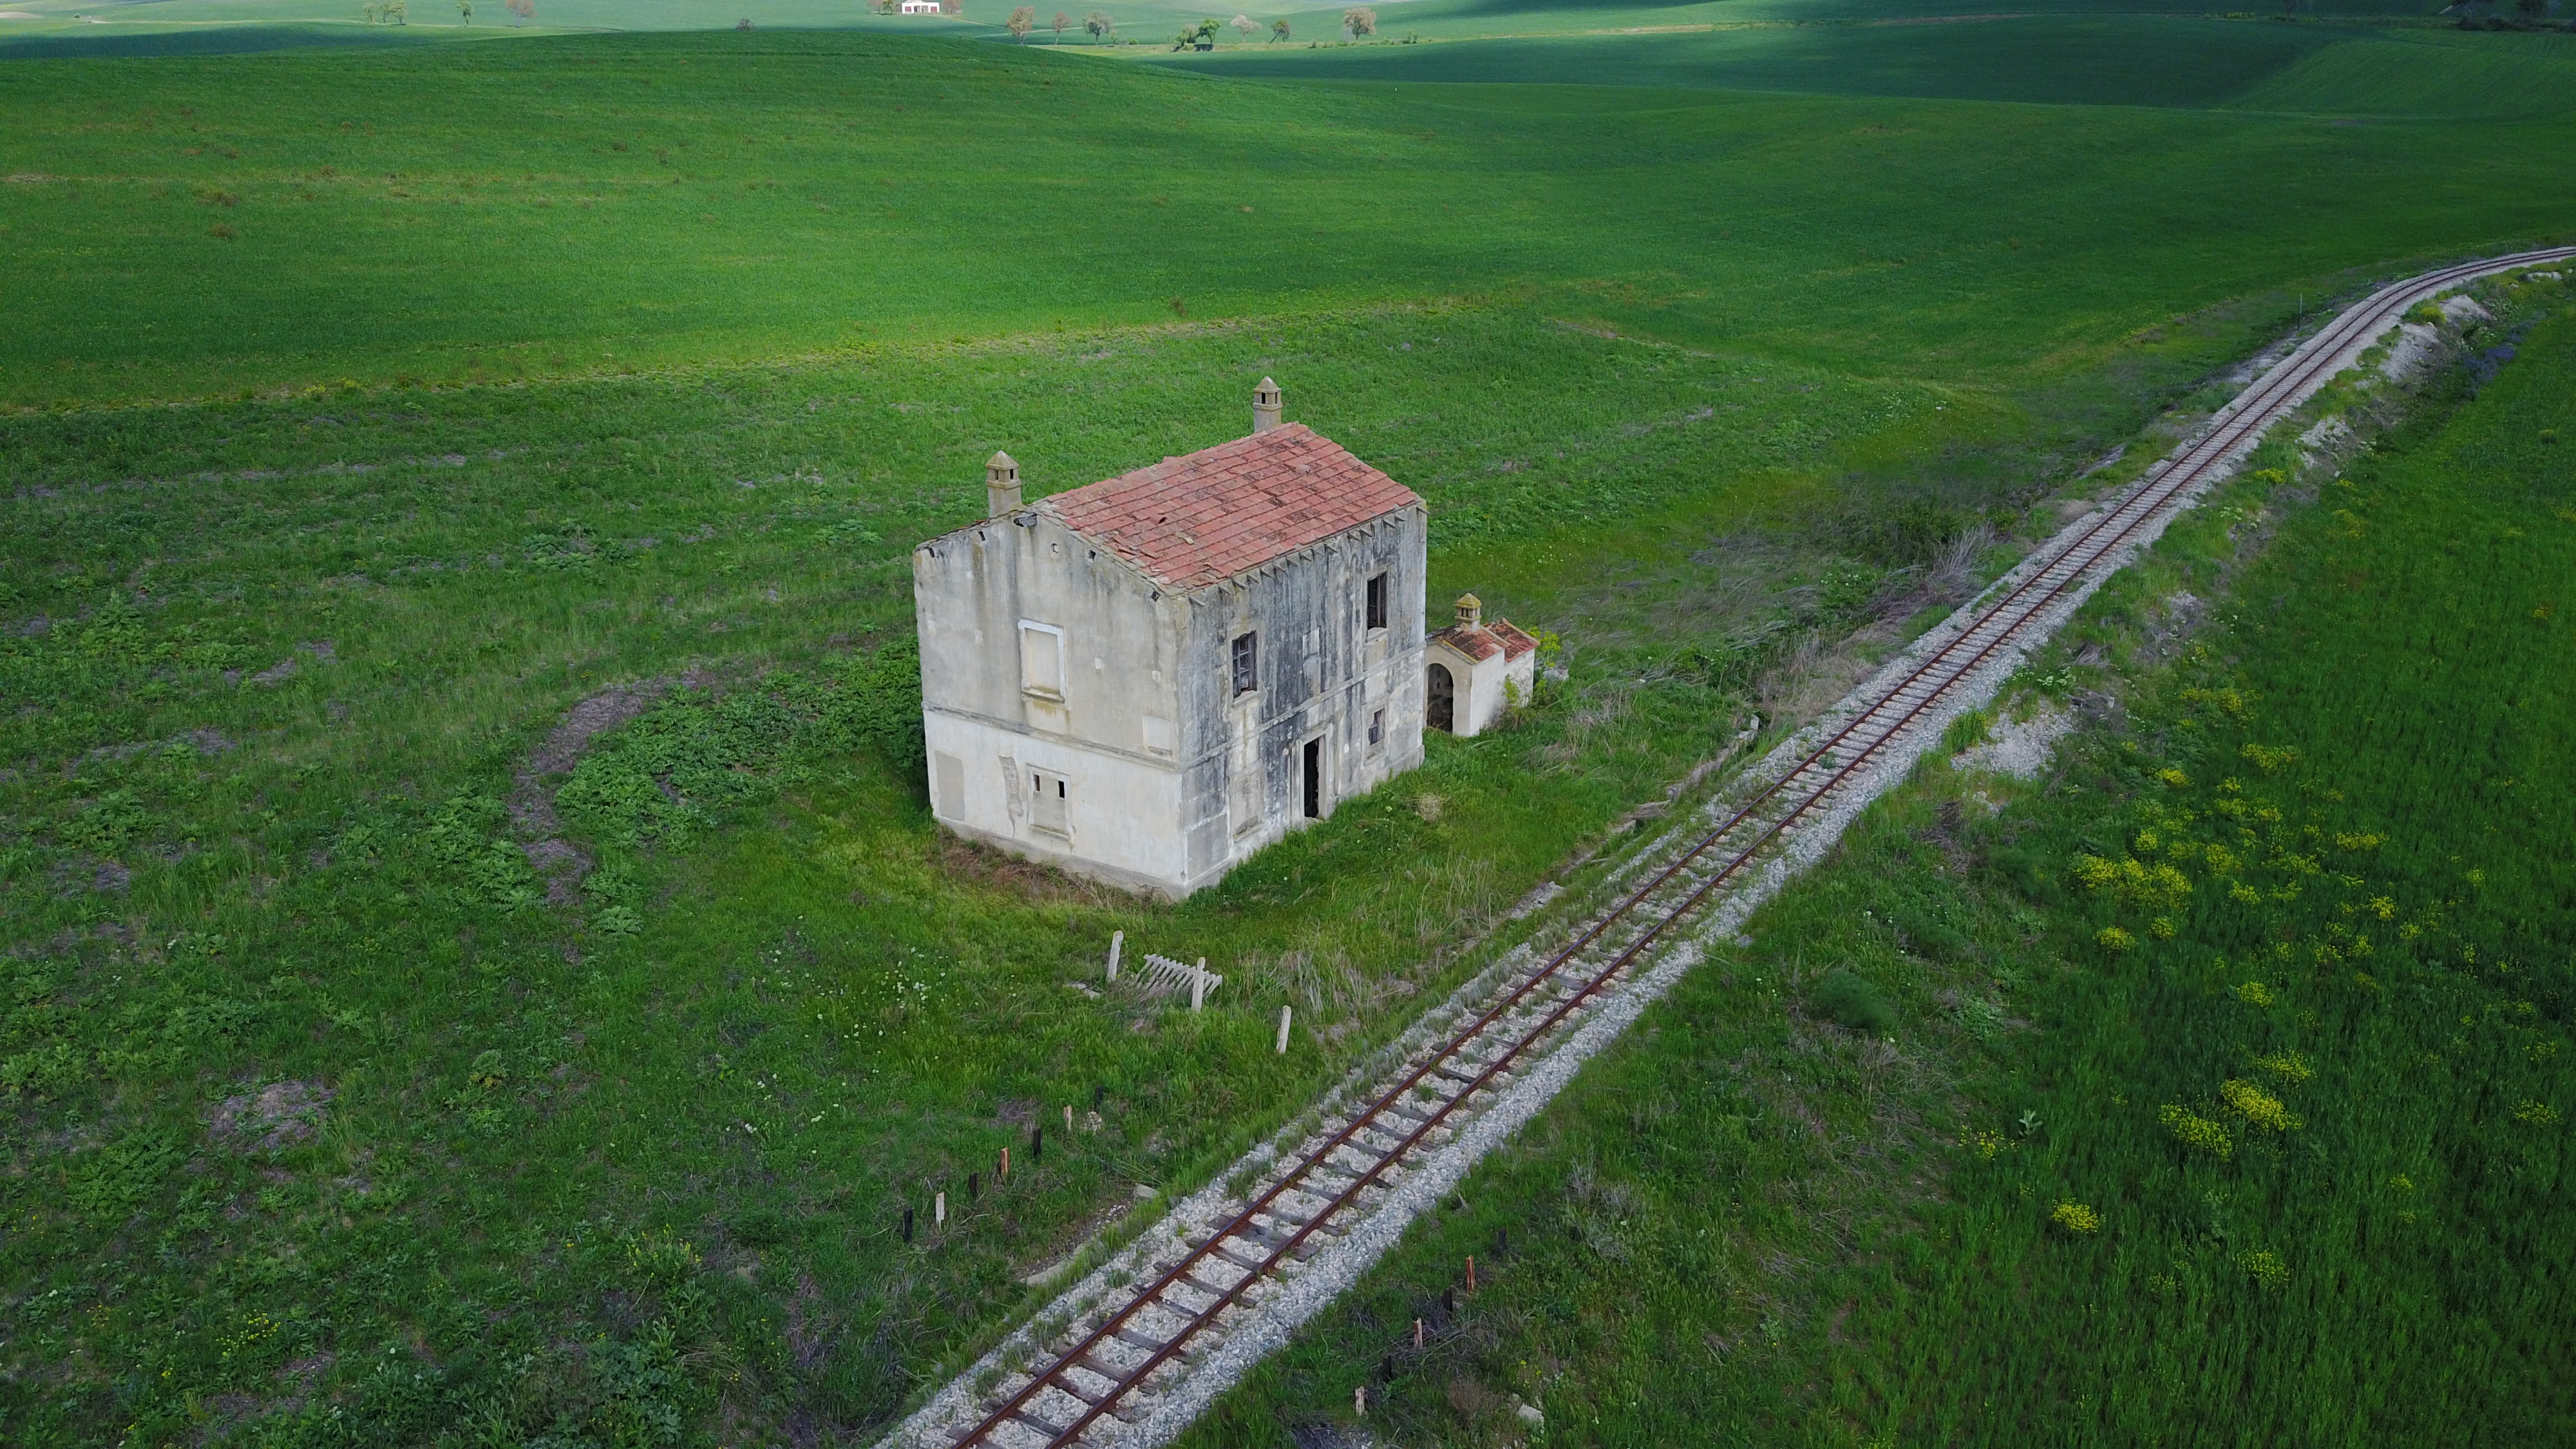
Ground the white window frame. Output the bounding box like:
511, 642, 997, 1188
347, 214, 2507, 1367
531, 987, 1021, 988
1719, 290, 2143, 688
1030, 767, 1070, 836
1019, 620, 1066, 701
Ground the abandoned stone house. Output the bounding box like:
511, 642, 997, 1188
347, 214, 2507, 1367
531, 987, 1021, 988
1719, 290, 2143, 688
910, 381, 1431, 898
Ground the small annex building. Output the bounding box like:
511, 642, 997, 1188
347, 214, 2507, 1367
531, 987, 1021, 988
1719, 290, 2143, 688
911, 381, 1429, 898
1424, 593, 1537, 738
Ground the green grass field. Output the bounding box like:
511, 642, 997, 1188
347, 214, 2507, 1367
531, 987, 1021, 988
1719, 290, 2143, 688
1180, 277, 2576, 1445
3, 8, 2575, 1446
5, 28, 2575, 409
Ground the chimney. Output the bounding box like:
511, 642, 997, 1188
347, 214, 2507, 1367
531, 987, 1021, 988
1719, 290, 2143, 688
1455, 592, 1482, 630
985, 450, 1022, 516
1253, 376, 1282, 435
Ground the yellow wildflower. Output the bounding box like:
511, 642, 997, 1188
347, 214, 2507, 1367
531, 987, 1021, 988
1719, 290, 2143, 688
2241, 743, 2299, 774
2160, 1104, 2233, 1159
2252, 1051, 2313, 1084
2097, 925, 2135, 952
2235, 981, 2274, 1007
2237, 1249, 2288, 1291
2222, 1079, 2302, 1132
2515, 1101, 2561, 1126
2050, 1202, 2102, 1235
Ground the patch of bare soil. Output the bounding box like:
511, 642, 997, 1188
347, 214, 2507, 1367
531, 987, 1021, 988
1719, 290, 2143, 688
936, 833, 1138, 908
507, 673, 715, 899
207, 1079, 332, 1153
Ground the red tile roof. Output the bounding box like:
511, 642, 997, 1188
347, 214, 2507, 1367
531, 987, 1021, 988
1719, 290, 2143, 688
1431, 619, 1537, 663
1037, 424, 1419, 592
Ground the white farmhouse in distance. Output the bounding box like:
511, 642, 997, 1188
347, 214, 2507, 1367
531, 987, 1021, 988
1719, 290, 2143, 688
911, 381, 1429, 898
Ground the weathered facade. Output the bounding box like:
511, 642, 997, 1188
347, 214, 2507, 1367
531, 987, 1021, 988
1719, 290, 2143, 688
911, 384, 1428, 898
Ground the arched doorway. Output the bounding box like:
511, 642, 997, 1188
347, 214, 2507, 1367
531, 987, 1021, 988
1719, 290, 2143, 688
1426, 663, 1455, 734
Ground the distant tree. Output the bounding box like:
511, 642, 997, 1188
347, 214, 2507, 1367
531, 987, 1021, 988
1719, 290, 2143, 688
1269, 15, 1288, 39
457, 0, 471, 22
1341, 5, 1374, 35
2515, 0, 2546, 19
505, 0, 534, 23
1229, 12, 1256, 37
940, 0, 960, 14
1052, 8, 1067, 39
735, 14, 754, 26
1082, 7, 1111, 38
387, 0, 407, 21
1007, 4, 1035, 37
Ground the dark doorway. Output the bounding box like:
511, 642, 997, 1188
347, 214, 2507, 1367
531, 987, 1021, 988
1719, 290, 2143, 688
1302, 738, 1322, 819
1427, 663, 1455, 733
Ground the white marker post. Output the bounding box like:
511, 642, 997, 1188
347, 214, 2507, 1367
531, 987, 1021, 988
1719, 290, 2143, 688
1106, 929, 1122, 983
934, 1191, 946, 1227
1276, 1005, 1293, 1055
1191, 958, 1208, 1012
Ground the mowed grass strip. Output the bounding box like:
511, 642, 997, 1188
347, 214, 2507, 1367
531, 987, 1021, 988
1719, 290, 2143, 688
1179, 285, 2576, 1445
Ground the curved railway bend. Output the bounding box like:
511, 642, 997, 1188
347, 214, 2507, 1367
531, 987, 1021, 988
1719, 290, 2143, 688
880, 247, 2576, 1449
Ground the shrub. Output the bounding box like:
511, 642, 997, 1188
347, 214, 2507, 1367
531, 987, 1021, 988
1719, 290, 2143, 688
1810, 968, 1895, 1033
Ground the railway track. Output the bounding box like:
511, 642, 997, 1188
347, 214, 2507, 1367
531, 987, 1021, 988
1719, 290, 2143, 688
900, 247, 2576, 1449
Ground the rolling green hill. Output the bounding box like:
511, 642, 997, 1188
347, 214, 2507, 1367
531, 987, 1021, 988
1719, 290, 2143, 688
4, 27, 2573, 410
3, 8, 2573, 1446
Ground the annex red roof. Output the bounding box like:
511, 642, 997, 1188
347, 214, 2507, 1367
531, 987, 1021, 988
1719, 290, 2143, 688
1431, 618, 1537, 663
1037, 424, 1419, 592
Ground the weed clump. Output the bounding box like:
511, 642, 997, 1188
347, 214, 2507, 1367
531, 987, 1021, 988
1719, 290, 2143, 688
1808, 967, 1894, 1033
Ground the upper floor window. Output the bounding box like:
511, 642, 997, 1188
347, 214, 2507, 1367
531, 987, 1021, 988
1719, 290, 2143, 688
1231, 630, 1258, 696
1020, 621, 1066, 698
1365, 573, 1388, 631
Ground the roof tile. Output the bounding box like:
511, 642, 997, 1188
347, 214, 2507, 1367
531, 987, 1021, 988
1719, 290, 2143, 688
1039, 425, 1419, 592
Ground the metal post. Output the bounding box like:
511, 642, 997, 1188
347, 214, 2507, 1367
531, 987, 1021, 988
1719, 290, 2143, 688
902, 1208, 913, 1244
1032, 1123, 1043, 1162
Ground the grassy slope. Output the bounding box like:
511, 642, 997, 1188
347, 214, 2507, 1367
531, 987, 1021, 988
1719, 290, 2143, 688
1181, 281, 2576, 1446
1160, 15, 2576, 117
4, 30, 2575, 405
3, 17, 2573, 1448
